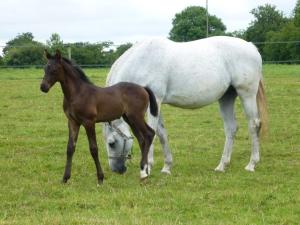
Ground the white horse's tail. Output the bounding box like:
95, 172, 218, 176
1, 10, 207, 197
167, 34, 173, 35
257, 80, 268, 137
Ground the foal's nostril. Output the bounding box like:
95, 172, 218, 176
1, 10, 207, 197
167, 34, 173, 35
40, 83, 49, 93
40, 83, 48, 92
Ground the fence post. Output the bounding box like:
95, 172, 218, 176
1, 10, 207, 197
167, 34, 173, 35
67, 47, 72, 60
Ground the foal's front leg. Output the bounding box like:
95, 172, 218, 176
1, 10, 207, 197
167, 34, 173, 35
84, 122, 104, 185
62, 119, 80, 183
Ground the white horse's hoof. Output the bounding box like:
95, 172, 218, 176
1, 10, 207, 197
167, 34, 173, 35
245, 164, 255, 172
215, 164, 225, 172
161, 168, 171, 175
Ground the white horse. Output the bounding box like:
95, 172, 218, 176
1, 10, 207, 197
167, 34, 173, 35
103, 36, 267, 178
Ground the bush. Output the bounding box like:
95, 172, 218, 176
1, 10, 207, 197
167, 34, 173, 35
0, 55, 3, 66
3, 44, 45, 66
264, 23, 300, 62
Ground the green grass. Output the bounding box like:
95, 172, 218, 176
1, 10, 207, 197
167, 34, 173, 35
0, 65, 299, 225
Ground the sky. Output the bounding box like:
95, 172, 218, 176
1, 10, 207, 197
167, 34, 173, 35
0, 0, 298, 50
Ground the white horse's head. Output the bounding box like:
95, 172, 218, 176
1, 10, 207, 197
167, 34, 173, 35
103, 120, 133, 174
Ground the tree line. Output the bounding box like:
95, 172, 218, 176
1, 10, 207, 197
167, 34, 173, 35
1, 1, 299, 67
169, 1, 300, 63
0, 32, 132, 67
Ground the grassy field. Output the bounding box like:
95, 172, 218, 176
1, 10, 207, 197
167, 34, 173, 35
0, 65, 299, 225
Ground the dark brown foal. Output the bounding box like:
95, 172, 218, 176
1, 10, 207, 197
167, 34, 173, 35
40, 50, 157, 184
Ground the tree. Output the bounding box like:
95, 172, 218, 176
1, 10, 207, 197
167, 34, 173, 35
3, 32, 45, 66
115, 43, 132, 58
169, 6, 226, 42
263, 22, 300, 62
46, 33, 65, 54
0, 55, 3, 66
227, 30, 246, 39
263, 1, 300, 62
294, 0, 300, 26
245, 4, 287, 43
66, 41, 116, 66
3, 32, 35, 54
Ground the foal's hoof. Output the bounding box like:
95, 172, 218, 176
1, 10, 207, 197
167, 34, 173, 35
62, 177, 70, 184
97, 176, 104, 186
140, 170, 149, 180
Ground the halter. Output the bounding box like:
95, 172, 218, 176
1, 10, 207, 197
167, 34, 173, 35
106, 122, 134, 160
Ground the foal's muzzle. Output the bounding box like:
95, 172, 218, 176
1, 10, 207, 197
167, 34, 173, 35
40, 83, 49, 93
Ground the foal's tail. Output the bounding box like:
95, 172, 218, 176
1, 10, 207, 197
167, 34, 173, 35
257, 80, 268, 137
144, 87, 158, 117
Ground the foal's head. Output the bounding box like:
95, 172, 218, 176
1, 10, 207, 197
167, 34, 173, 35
40, 50, 64, 93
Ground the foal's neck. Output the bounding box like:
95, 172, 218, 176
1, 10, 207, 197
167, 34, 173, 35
60, 63, 86, 101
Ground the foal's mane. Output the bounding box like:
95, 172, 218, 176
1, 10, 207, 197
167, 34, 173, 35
62, 57, 92, 84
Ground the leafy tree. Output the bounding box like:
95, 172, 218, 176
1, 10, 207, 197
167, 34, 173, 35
46, 33, 65, 54
263, 1, 300, 63
169, 6, 226, 42
115, 43, 132, 58
3, 32, 35, 54
66, 41, 116, 66
264, 22, 300, 62
227, 30, 246, 39
0, 55, 3, 66
3, 32, 45, 66
245, 4, 287, 43
294, 0, 300, 26
67, 42, 102, 65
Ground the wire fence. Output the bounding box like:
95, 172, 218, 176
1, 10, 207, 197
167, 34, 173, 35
1, 40, 300, 68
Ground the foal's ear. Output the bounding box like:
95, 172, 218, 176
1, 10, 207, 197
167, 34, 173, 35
44, 49, 52, 60
55, 50, 62, 62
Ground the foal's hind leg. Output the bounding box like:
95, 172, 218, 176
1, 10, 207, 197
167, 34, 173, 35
215, 88, 238, 172
123, 114, 155, 179
240, 95, 261, 172
146, 103, 160, 174
140, 123, 155, 179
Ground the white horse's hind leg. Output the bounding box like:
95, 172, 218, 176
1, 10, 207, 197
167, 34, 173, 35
215, 88, 238, 172
240, 95, 261, 172
157, 113, 173, 174
147, 102, 161, 175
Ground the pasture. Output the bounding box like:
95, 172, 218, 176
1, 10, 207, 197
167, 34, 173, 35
0, 65, 299, 224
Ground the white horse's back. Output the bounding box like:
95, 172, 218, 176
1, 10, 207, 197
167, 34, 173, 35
107, 36, 262, 108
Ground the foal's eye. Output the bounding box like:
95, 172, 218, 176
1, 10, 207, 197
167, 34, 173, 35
48, 67, 58, 75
